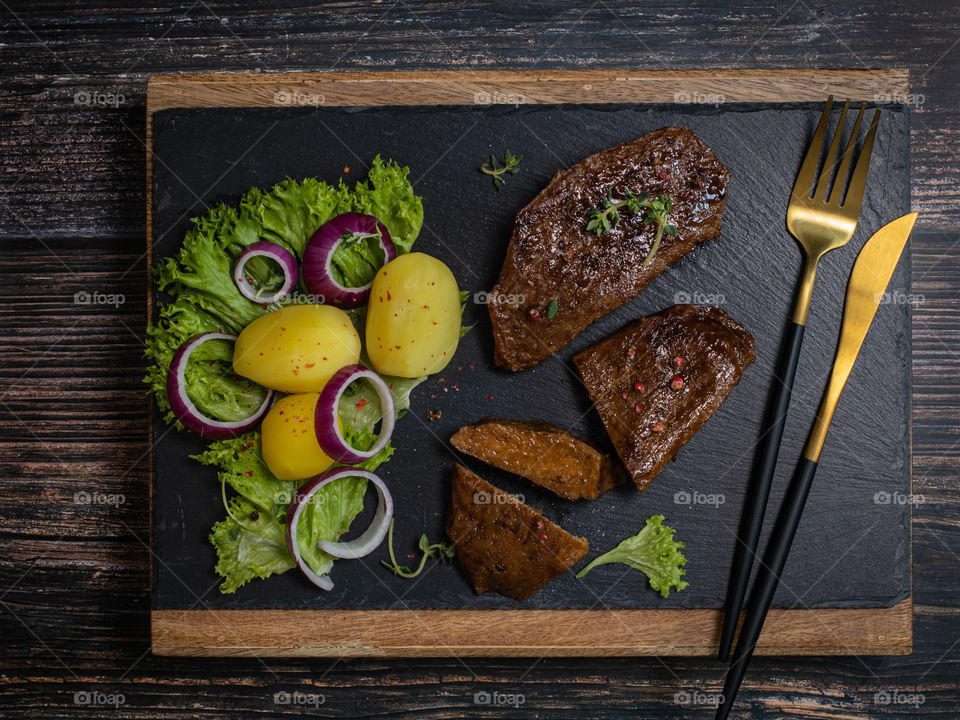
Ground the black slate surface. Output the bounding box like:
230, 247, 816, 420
151, 102, 911, 612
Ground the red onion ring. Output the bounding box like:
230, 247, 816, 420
285, 468, 394, 587
301, 212, 396, 309
233, 241, 299, 304
314, 364, 396, 465
166, 332, 274, 440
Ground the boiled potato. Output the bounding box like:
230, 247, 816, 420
365, 252, 461, 377
233, 304, 360, 393
260, 393, 337, 480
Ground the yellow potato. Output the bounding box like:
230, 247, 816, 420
260, 393, 337, 481
365, 252, 461, 377
233, 304, 360, 393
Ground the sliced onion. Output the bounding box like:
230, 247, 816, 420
314, 364, 395, 465
233, 241, 299, 304
167, 332, 274, 440
285, 468, 394, 587
301, 212, 396, 308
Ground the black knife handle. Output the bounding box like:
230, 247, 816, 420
718, 321, 806, 662
715, 456, 820, 720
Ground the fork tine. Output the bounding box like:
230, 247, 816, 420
840, 108, 881, 213
813, 99, 850, 201
792, 96, 834, 200
828, 104, 865, 205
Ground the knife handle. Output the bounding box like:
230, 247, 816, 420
718, 321, 805, 662
715, 457, 819, 720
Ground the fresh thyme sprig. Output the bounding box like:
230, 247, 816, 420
380, 518, 455, 579
586, 189, 677, 266
480, 149, 522, 190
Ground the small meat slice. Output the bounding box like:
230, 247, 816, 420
490, 126, 730, 371
573, 304, 755, 491
450, 418, 624, 500
446, 464, 588, 600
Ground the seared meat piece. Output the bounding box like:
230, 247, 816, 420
573, 304, 755, 491
446, 464, 588, 600
450, 418, 625, 500
490, 127, 730, 371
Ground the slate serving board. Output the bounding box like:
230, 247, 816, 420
151, 98, 910, 618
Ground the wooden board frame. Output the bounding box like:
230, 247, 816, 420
146, 68, 912, 657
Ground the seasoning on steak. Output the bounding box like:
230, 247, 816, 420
446, 464, 588, 600
489, 127, 730, 371
450, 418, 625, 500
573, 304, 754, 491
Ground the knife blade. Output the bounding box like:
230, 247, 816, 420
803, 211, 918, 462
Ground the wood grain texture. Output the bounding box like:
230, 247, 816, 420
145, 68, 910, 111
151, 602, 913, 657
1, 1, 958, 717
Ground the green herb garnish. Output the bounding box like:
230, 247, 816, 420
480, 149, 522, 190
545, 299, 559, 319
381, 519, 455, 578
339, 221, 382, 245
586, 189, 677, 266
576, 515, 688, 597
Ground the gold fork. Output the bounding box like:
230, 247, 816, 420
788, 98, 882, 324
718, 97, 881, 662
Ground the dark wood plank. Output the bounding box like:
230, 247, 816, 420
1, 0, 958, 716
1, 1, 959, 234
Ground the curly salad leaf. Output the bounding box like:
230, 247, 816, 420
147, 157, 425, 594
575, 515, 689, 598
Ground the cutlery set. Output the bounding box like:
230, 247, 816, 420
715, 99, 916, 717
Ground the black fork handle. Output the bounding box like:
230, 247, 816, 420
715, 457, 820, 720
717, 321, 806, 661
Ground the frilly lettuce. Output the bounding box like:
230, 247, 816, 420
208, 495, 295, 594
575, 515, 689, 598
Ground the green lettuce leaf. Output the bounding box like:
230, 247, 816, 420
193, 433, 292, 511
209, 495, 295, 594
350, 155, 423, 254
331, 232, 387, 289
575, 515, 689, 598
251, 177, 347, 257
154, 205, 265, 334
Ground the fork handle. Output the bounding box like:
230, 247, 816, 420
717, 320, 805, 661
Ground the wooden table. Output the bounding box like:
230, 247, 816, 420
1, 2, 957, 717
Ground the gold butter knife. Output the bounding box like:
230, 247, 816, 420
716, 212, 918, 720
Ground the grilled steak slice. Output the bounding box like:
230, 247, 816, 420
450, 418, 625, 500
490, 126, 730, 371
446, 464, 588, 600
573, 304, 755, 491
